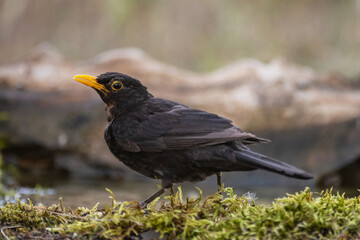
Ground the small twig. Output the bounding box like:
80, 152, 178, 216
1, 225, 22, 240
120, 223, 138, 239
49, 211, 90, 221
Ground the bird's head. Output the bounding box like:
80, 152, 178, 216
74, 72, 151, 117
74, 72, 150, 105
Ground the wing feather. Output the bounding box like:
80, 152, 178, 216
111, 99, 269, 152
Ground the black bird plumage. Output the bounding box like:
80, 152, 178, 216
74, 72, 313, 207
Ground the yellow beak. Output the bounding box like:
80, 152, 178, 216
73, 74, 109, 93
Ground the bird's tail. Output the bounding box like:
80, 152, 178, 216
235, 149, 313, 179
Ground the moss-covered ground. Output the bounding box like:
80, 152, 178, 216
0, 187, 359, 239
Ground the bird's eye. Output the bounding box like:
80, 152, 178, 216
111, 81, 123, 91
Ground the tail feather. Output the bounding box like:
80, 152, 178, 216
235, 149, 313, 179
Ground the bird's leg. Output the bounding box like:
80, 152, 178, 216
170, 186, 174, 196
140, 179, 173, 209
216, 172, 222, 191
140, 188, 166, 209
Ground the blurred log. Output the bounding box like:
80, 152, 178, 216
0, 44, 359, 186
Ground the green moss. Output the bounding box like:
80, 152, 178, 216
0, 187, 359, 239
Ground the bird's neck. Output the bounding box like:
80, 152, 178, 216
105, 94, 153, 122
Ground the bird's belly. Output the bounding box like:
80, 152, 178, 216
113, 150, 215, 183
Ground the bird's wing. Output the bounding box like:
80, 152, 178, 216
111, 102, 268, 152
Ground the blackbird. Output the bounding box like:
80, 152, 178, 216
74, 72, 313, 207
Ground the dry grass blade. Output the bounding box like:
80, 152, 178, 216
1, 225, 22, 240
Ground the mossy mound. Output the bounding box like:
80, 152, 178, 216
0, 187, 359, 239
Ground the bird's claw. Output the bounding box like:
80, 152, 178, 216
139, 201, 148, 209
139, 201, 150, 215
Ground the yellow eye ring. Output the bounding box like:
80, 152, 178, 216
111, 81, 123, 91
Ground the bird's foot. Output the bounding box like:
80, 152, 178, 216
139, 201, 148, 209
139, 201, 150, 216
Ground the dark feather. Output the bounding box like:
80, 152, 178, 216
111, 100, 267, 152
235, 149, 313, 179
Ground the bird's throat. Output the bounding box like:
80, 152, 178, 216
106, 104, 117, 122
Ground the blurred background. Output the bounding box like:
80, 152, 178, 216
2, 0, 360, 77
0, 0, 359, 207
